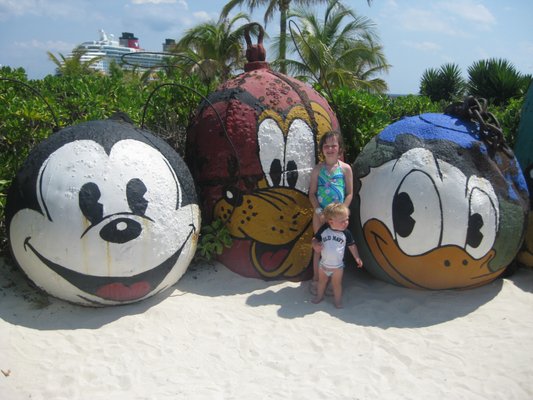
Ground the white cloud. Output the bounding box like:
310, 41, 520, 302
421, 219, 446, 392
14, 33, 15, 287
399, 9, 459, 35
437, 0, 495, 28
14, 39, 73, 53
0, 0, 92, 20
402, 40, 441, 52
192, 11, 210, 21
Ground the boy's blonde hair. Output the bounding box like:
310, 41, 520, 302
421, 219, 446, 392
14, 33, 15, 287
322, 203, 349, 220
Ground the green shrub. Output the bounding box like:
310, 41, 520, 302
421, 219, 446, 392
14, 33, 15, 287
330, 88, 441, 161
489, 96, 525, 148
194, 219, 233, 263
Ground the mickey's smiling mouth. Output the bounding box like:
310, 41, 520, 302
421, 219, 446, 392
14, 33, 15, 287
23, 226, 195, 304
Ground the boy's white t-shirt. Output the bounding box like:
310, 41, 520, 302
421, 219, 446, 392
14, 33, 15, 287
314, 224, 355, 268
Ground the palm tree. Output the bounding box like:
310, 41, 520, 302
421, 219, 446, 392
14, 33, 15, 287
173, 13, 252, 84
47, 49, 103, 76
283, 0, 389, 93
467, 58, 532, 106
220, 0, 373, 74
419, 63, 465, 102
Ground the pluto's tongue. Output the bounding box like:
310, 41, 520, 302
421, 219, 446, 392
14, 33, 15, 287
260, 249, 289, 272
96, 282, 151, 301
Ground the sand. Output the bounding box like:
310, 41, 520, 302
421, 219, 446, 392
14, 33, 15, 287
1, 256, 533, 400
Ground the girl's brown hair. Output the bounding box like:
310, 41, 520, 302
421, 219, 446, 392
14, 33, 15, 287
318, 130, 344, 154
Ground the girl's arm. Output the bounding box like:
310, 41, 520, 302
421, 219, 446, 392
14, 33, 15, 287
308, 164, 321, 210
348, 244, 363, 268
341, 161, 353, 207
311, 237, 323, 254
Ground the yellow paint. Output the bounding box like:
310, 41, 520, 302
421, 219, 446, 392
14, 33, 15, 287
214, 102, 333, 278
363, 218, 503, 289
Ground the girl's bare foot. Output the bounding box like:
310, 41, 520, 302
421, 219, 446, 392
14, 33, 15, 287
334, 301, 343, 309
309, 280, 318, 295
311, 296, 323, 304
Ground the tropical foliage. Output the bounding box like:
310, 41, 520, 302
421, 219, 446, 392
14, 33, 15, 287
330, 88, 440, 161
283, 0, 389, 93
220, 0, 374, 73
421, 58, 532, 107
467, 58, 532, 106
47, 49, 103, 76
172, 13, 252, 85
419, 63, 465, 103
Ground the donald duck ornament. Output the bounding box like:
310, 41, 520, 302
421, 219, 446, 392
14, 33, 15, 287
352, 101, 529, 290
6, 115, 200, 306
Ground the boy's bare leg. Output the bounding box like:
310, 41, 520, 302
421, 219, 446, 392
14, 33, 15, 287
330, 268, 344, 308
310, 251, 320, 294
312, 268, 329, 304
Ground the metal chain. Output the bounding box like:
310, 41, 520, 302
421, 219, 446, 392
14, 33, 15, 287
444, 96, 513, 157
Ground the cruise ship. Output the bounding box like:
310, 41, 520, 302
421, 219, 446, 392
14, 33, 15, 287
67, 30, 175, 74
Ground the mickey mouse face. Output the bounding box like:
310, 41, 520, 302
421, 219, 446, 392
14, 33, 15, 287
6, 119, 200, 306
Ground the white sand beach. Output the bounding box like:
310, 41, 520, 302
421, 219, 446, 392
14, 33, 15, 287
1, 256, 533, 400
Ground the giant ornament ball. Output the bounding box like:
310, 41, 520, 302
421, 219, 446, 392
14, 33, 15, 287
6, 116, 200, 306
187, 26, 339, 280
351, 112, 529, 290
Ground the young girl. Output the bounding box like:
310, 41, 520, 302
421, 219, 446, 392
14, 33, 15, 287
308, 131, 353, 294
311, 203, 363, 308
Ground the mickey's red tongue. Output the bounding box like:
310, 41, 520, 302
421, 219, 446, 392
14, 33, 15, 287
96, 282, 151, 301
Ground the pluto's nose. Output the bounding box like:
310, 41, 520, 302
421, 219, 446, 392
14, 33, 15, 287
99, 217, 142, 244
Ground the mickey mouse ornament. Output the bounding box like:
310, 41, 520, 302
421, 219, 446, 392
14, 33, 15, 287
6, 115, 200, 306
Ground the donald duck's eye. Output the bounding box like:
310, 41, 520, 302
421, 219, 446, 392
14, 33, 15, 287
466, 213, 484, 249
393, 170, 442, 256
465, 186, 498, 259
393, 192, 415, 238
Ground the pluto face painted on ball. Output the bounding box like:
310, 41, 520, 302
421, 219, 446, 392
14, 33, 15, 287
7, 118, 200, 306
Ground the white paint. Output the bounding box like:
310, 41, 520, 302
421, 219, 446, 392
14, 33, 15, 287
257, 118, 315, 193
10, 139, 200, 305
359, 147, 499, 258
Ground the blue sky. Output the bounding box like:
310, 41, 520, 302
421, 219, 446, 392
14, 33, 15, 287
0, 0, 532, 94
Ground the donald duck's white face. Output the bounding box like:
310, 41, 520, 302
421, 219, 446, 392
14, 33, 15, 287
359, 147, 501, 289
9, 137, 199, 306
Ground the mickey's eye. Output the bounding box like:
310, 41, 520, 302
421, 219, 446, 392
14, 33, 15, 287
393, 170, 442, 256
126, 178, 148, 216
79, 182, 103, 225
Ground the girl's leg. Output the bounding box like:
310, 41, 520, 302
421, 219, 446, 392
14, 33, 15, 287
312, 268, 329, 304
330, 268, 344, 308
311, 213, 322, 283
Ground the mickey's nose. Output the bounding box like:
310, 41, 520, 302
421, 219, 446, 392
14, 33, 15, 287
99, 217, 142, 244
